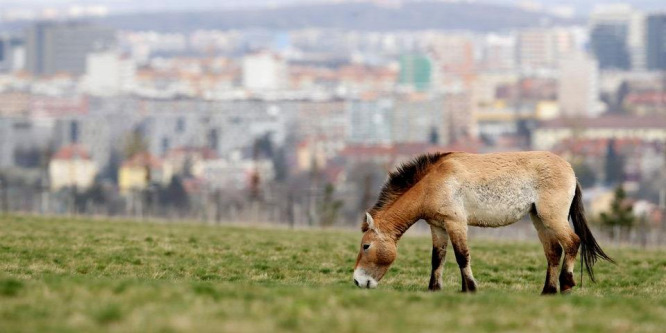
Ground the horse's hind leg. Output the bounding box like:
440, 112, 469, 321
534, 203, 581, 294
428, 224, 448, 291
530, 212, 562, 295
553, 223, 580, 293
444, 221, 477, 292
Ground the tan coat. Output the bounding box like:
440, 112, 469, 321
354, 151, 613, 294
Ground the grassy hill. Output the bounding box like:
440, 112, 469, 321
1, 214, 665, 332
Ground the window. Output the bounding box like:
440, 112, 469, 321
176, 117, 185, 132
208, 129, 219, 150
161, 137, 170, 154
70, 121, 79, 143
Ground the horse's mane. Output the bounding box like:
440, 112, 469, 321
367, 152, 451, 219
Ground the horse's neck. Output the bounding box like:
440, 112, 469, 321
376, 197, 422, 241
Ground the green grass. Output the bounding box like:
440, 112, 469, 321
1, 215, 666, 332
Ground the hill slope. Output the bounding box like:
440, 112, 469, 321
95, 2, 578, 32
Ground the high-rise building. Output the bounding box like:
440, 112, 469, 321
480, 34, 516, 72
589, 5, 644, 71
426, 34, 474, 84
399, 54, 432, 92
242, 51, 287, 91
84, 51, 136, 96
0, 34, 25, 73
444, 90, 475, 142
628, 12, 646, 71
558, 52, 601, 118
646, 13, 666, 71
391, 94, 447, 145
347, 97, 393, 145
25, 21, 116, 76
517, 28, 576, 71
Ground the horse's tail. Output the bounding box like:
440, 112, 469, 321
569, 182, 615, 282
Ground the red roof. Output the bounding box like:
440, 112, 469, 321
625, 92, 666, 105
52, 144, 91, 160
123, 152, 163, 168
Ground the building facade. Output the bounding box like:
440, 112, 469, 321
589, 5, 644, 71
399, 54, 432, 92
25, 22, 116, 76
558, 52, 601, 118
48, 145, 97, 191
242, 51, 287, 91
646, 13, 666, 71
533, 116, 666, 151
0, 34, 25, 73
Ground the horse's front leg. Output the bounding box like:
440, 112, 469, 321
445, 221, 477, 292
428, 224, 449, 291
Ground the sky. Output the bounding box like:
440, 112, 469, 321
0, 0, 663, 15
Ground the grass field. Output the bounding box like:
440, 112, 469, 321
2, 214, 666, 332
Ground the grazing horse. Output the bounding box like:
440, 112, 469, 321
353, 151, 613, 294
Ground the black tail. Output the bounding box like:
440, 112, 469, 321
569, 182, 615, 282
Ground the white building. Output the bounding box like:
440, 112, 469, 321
242, 51, 287, 92
517, 28, 578, 72
533, 116, 666, 151
201, 157, 274, 191
558, 52, 602, 118
84, 51, 136, 96
49, 144, 97, 191
628, 11, 646, 71
480, 34, 516, 71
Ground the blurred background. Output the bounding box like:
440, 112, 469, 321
0, 0, 664, 245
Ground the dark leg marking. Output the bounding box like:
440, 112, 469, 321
428, 225, 448, 291
452, 242, 476, 293
429, 247, 443, 291
541, 241, 562, 295
559, 234, 580, 294
531, 212, 565, 296
559, 271, 575, 294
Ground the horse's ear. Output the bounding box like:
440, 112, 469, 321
365, 212, 376, 231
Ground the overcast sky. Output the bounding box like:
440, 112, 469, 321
0, 0, 663, 15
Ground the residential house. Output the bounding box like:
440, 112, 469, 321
49, 144, 97, 191
119, 152, 172, 194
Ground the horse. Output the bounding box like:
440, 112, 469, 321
352, 151, 613, 294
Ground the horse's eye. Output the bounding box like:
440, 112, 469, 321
363, 244, 370, 250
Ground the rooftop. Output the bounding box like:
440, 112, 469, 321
123, 152, 163, 169
52, 144, 91, 160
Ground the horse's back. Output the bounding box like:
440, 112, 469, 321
442, 151, 575, 188
429, 151, 576, 227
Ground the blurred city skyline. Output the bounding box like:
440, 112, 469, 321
0, 0, 665, 244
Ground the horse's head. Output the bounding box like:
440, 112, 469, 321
353, 212, 397, 289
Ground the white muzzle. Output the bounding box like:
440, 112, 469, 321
353, 268, 378, 289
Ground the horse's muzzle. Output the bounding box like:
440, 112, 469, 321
353, 268, 378, 289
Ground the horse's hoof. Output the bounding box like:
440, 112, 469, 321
541, 287, 558, 295
560, 287, 573, 295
